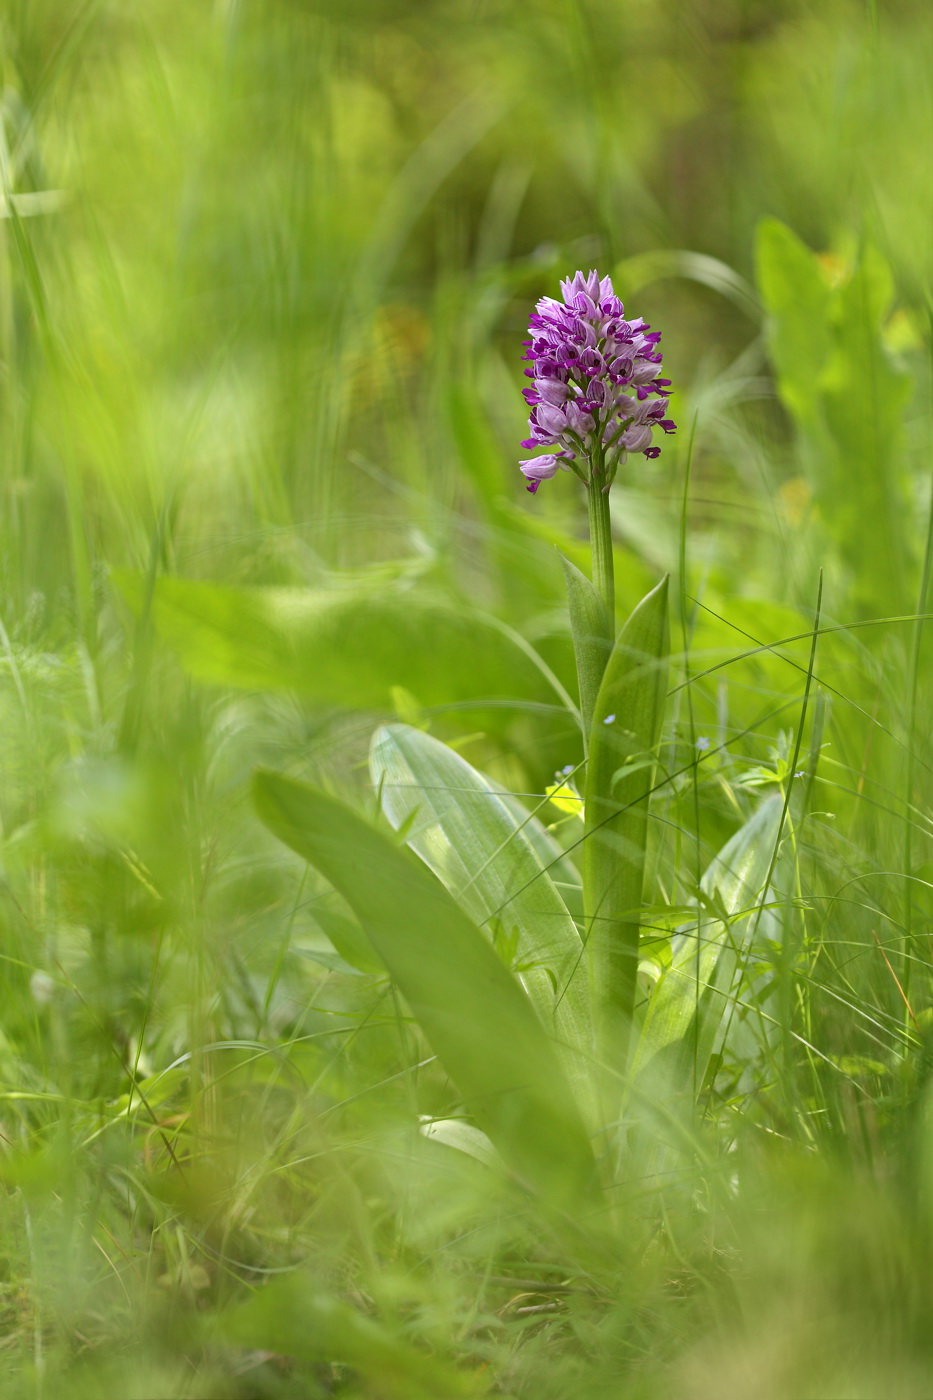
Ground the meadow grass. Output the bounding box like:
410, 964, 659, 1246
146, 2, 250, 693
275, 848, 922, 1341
0, 1, 931, 1396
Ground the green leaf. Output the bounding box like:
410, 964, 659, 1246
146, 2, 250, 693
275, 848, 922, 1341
820, 245, 913, 612
583, 576, 670, 1071
420, 1116, 501, 1167
115, 572, 559, 722
755, 219, 833, 429
253, 769, 597, 1207
498, 792, 583, 893
559, 552, 611, 747
633, 793, 784, 1098
312, 903, 387, 975
370, 723, 592, 1105
755, 220, 913, 615
215, 1274, 479, 1397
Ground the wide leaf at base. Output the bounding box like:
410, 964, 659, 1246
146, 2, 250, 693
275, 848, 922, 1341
370, 723, 592, 1111
253, 769, 597, 1208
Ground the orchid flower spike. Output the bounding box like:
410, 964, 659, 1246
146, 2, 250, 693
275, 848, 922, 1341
519, 269, 675, 494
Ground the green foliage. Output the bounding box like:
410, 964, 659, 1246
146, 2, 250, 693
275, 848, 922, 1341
634, 794, 784, 1101
559, 552, 611, 746
252, 768, 597, 1209
116, 571, 560, 727
216, 1274, 481, 1397
756, 220, 914, 613
0, 0, 931, 1395
583, 576, 670, 1074
369, 723, 592, 1102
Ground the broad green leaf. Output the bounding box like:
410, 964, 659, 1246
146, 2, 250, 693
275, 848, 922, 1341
633, 793, 784, 1097
755, 219, 833, 428
313, 902, 386, 975
820, 245, 912, 613
115, 572, 560, 721
253, 769, 597, 1207
560, 552, 611, 746
293, 946, 371, 976
583, 576, 670, 1070
499, 791, 582, 894
756, 220, 912, 615
370, 724, 592, 1103
216, 1274, 479, 1397
499, 791, 584, 925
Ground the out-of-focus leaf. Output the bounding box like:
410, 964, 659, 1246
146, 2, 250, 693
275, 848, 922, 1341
115, 572, 560, 720
253, 769, 597, 1207
420, 1116, 501, 1167
634, 794, 784, 1097
756, 220, 913, 614
312, 904, 387, 975
615, 248, 761, 322
293, 947, 369, 976
370, 724, 592, 1103
755, 220, 833, 427
447, 382, 506, 504
216, 1274, 479, 1397
584, 576, 670, 1071
820, 245, 913, 612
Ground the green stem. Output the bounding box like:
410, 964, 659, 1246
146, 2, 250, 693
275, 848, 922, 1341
587, 476, 615, 628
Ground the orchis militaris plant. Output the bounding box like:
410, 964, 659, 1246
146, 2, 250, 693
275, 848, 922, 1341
520, 269, 675, 622
522, 270, 676, 1085
256, 268, 784, 1211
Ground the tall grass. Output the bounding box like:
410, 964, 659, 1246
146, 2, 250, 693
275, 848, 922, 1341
0, 1, 931, 1395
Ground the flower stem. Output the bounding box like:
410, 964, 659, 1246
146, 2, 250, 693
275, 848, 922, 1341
587, 476, 615, 629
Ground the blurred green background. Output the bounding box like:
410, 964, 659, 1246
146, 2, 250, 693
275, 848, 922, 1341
0, 0, 932, 1396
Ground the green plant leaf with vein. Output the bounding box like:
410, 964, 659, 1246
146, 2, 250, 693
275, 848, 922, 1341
252, 768, 597, 1208
633, 793, 784, 1099
370, 723, 592, 1104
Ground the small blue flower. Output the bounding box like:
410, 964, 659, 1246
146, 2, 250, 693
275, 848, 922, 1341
603, 713, 616, 725
561, 764, 575, 776
696, 736, 711, 751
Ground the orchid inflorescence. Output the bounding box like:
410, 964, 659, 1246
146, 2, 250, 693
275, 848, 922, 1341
519, 270, 676, 495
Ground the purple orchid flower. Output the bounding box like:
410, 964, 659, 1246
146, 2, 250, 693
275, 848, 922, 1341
519, 453, 571, 494
518, 270, 675, 494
